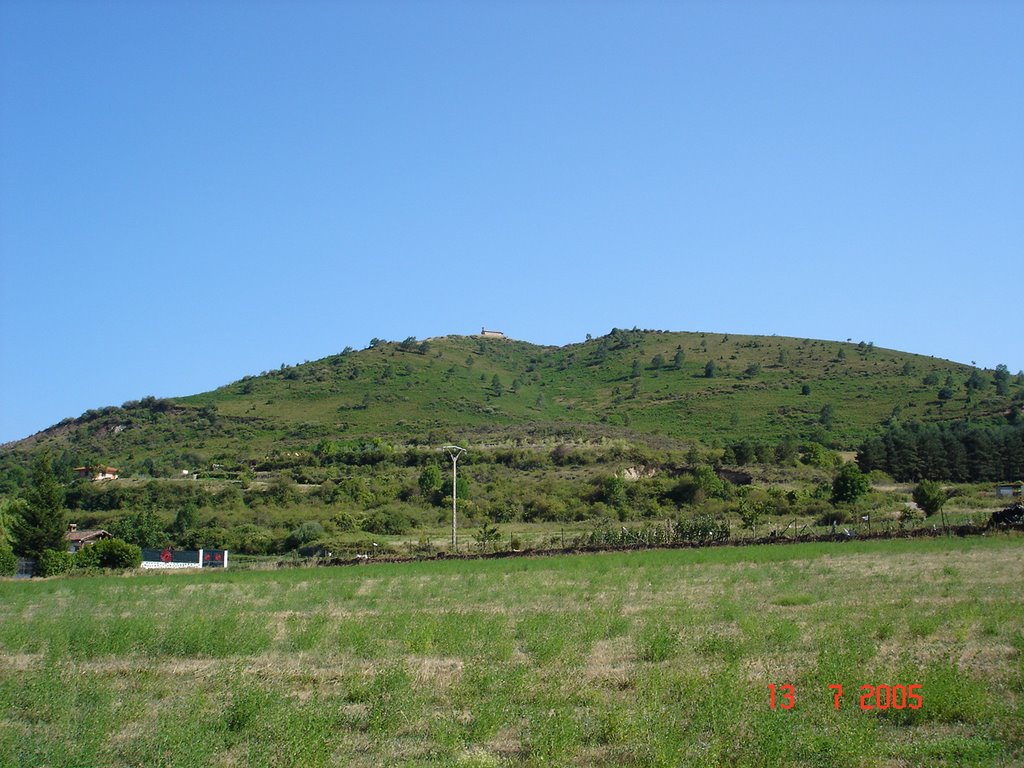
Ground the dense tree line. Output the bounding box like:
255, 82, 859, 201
65, 479, 217, 512
857, 422, 1024, 482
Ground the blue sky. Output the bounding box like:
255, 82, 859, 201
1, 1, 1021, 443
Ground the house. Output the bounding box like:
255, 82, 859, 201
73, 466, 119, 481
66, 523, 113, 553
480, 328, 506, 339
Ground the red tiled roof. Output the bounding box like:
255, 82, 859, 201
67, 529, 112, 543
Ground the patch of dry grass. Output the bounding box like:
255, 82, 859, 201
1, 536, 1021, 766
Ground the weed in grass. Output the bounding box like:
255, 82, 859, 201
516, 613, 575, 665
367, 664, 418, 736
157, 613, 273, 657
524, 698, 581, 763
773, 592, 816, 607
738, 612, 800, 649
979, 613, 1003, 637
907, 613, 942, 639
283, 611, 331, 652
439, 663, 528, 750
909, 658, 993, 725
336, 616, 383, 659
714, 598, 740, 622
635, 619, 679, 663
223, 684, 272, 733
597, 608, 630, 640
695, 633, 744, 663
453, 746, 504, 767
888, 734, 1003, 766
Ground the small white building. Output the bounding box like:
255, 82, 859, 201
480, 328, 506, 339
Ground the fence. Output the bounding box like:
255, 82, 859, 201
140, 549, 229, 569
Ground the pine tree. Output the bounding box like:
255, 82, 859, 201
12, 454, 66, 559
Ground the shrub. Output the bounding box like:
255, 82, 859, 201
816, 506, 849, 526
361, 508, 413, 536
675, 513, 730, 542
0, 545, 15, 577
110, 509, 169, 549
487, 501, 519, 523
418, 464, 443, 496
900, 505, 924, 524
800, 442, 839, 468
912, 480, 947, 517
522, 496, 569, 522
329, 511, 359, 532
285, 521, 325, 550
472, 521, 501, 552
831, 464, 870, 505
550, 444, 586, 466
37, 548, 74, 577
73, 544, 101, 569
226, 524, 274, 555
598, 475, 627, 508
75, 538, 142, 570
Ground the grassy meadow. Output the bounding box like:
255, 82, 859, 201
2, 535, 1022, 767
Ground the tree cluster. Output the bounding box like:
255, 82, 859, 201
858, 422, 1024, 482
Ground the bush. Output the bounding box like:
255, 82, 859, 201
816, 506, 849, 526
221, 523, 274, 555
801, 443, 840, 468
76, 538, 142, 569
37, 548, 74, 577
900, 505, 924, 524
831, 464, 870, 505
285, 521, 325, 550
361, 508, 413, 536
0, 545, 15, 577
73, 544, 100, 570
912, 480, 947, 517
487, 501, 519, 523
329, 511, 359, 532
675, 513, 730, 542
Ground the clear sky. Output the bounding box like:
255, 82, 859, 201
1, 0, 1021, 444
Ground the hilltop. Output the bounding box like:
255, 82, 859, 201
2, 328, 1020, 475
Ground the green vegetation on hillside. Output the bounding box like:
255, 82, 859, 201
6, 330, 1021, 470
1, 330, 1021, 560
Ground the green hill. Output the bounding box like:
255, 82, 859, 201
2, 328, 1021, 560
3, 329, 1020, 474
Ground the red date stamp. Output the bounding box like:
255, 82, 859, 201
768, 683, 922, 711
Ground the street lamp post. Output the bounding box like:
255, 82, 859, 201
444, 445, 466, 551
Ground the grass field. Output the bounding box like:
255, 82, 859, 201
1, 536, 1022, 767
